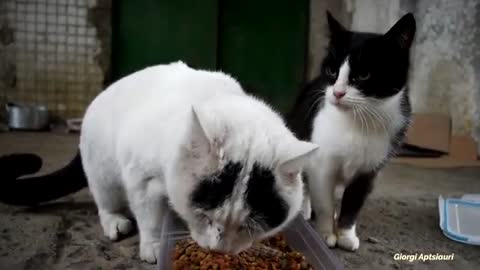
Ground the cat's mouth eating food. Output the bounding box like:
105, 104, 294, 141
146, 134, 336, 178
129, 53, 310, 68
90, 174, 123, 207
173, 233, 314, 270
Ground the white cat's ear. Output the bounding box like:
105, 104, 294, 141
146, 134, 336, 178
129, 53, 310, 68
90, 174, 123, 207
184, 107, 221, 175
278, 141, 319, 181
189, 107, 212, 157
384, 13, 416, 49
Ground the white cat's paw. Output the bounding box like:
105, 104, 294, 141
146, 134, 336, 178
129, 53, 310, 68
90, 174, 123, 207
302, 210, 312, 221
140, 241, 161, 264
320, 232, 337, 247
100, 212, 133, 241
315, 221, 337, 247
301, 205, 312, 221
337, 228, 360, 251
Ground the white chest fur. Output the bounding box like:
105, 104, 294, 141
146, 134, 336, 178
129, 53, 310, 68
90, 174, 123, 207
310, 93, 405, 182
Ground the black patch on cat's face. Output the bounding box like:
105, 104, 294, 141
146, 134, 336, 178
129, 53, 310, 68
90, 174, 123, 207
245, 163, 288, 229
345, 38, 409, 98
191, 162, 243, 210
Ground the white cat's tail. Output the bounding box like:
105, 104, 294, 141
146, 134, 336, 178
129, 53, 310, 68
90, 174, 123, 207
0, 152, 87, 206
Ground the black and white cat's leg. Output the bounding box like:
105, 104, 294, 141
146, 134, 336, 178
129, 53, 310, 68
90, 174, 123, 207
336, 171, 376, 251
85, 168, 133, 241
307, 164, 338, 247
123, 170, 165, 264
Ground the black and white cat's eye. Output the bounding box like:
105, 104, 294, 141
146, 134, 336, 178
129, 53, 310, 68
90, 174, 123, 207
325, 67, 337, 78
358, 72, 370, 81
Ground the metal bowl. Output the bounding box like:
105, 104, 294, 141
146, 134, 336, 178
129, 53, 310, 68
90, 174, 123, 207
6, 103, 50, 130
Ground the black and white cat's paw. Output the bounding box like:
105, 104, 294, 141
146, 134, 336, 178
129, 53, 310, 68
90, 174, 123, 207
336, 227, 360, 251
99, 211, 133, 241
140, 241, 162, 264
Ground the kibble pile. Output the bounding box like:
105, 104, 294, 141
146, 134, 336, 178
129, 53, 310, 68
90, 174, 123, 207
173, 233, 314, 270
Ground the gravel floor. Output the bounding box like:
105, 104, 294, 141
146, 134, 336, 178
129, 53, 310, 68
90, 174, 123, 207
1, 132, 479, 270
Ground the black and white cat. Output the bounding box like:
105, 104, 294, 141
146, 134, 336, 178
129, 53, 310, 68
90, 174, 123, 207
287, 12, 416, 251
0, 62, 318, 263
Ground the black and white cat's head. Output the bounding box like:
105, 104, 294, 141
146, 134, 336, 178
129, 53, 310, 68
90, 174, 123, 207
169, 108, 317, 254
322, 12, 416, 113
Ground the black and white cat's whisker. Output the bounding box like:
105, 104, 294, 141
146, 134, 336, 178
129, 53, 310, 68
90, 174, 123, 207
359, 104, 388, 133
368, 107, 389, 133
346, 97, 389, 134
305, 93, 324, 118
353, 106, 367, 136
356, 105, 377, 132
357, 107, 367, 136
357, 106, 372, 136
352, 104, 357, 125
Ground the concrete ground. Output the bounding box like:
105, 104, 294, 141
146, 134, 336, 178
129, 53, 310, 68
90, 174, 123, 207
0, 132, 479, 270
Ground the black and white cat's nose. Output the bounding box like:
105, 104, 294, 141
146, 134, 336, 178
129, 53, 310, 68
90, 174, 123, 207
334, 91, 346, 99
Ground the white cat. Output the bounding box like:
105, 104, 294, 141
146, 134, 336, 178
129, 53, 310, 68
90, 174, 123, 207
0, 61, 318, 263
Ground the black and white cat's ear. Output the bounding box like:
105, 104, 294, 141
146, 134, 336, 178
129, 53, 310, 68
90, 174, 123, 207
384, 13, 416, 50
278, 141, 319, 182
326, 11, 347, 37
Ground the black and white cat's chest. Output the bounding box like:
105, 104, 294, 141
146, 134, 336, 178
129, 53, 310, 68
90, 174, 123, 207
310, 105, 395, 181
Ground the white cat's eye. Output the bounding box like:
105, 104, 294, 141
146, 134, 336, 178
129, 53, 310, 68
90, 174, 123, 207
325, 67, 337, 77
206, 217, 213, 226
358, 72, 370, 81
199, 214, 212, 225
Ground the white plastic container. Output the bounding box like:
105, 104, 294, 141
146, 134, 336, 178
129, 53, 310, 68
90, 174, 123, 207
439, 195, 480, 245
157, 208, 345, 270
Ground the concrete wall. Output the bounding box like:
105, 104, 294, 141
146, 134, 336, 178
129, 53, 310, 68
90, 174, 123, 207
0, 0, 111, 120
309, 0, 480, 152
351, 0, 480, 151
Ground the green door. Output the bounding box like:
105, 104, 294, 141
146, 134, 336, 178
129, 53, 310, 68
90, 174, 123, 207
112, 0, 218, 80
112, 0, 309, 112
218, 0, 309, 112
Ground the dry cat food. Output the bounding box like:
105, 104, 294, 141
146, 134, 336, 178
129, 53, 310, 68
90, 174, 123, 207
173, 233, 314, 270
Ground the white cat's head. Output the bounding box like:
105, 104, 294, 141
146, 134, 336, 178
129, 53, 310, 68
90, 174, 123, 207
168, 108, 317, 254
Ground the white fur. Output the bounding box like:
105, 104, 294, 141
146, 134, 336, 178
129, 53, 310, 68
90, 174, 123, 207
307, 60, 407, 250
337, 224, 360, 251
79, 61, 318, 263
